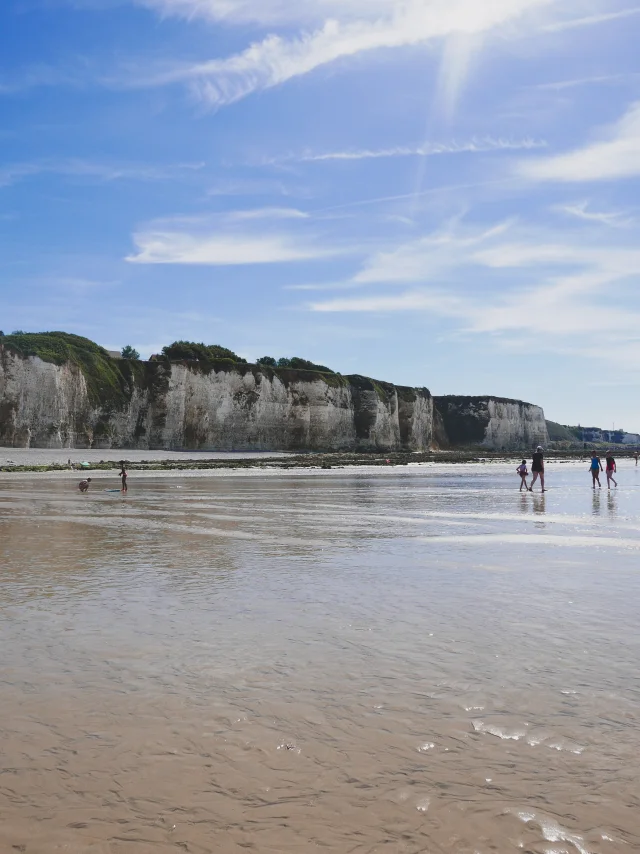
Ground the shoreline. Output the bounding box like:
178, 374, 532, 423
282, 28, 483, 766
1, 448, 634, 476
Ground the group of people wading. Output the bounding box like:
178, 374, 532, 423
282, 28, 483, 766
517, 447, 626, 492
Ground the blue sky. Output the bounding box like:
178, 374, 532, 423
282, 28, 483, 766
1, 0, 639, 429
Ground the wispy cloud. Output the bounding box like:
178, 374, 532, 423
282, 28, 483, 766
281, 137, 547, 163
554, 201, 633, 227
517, 101, 640, 182
542, 6, 640, 32
306, 219, 640, 365
227, 207, 309, 220
127, 210, 339, 264
131, 0, 569, 108
532, 73, 632, 91
0, 158, 202, 188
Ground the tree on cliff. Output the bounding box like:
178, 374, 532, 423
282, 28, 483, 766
276, 356, 334, 373
161, 341, 247, 363
121, 345, 140, 360
257, 356, 277, 366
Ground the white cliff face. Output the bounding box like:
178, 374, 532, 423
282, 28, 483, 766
0, 349, 434, 451
0, 348, 549, 453
433, 396, 549, 451
0, 350, 93, 448
483, 400, 549, 450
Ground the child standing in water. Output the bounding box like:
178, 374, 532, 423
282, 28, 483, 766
516, 460, 530, 492
605, 452, 617, 488
590, 453, 603, 489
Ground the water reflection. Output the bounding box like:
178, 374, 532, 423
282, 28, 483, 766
1, 464, 640, 853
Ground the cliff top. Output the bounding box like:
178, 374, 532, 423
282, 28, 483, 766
434, 394, 540, 408
0, 331, 432, 407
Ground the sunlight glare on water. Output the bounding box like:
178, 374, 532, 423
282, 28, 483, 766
1, 461, 640, 853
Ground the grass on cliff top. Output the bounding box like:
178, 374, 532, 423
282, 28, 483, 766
1, 331, 144, 409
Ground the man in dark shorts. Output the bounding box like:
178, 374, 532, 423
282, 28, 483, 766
530, 446, 545, 492
120, 466, 128, 493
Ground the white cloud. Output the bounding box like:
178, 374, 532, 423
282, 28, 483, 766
128, 232, 327, 264
127, 210, 337, 264
305, 219, 640, 356
137, 0, 567, 108
287, 137, 546, 162
518, 102, 640, 182
311, 290, 464, 313
137, 0, 396, 26
227, 207, 309, 220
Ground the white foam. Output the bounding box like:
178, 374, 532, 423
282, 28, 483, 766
416, 797, 430, 812
515, 811, 591, 854
472, 720, 526, 740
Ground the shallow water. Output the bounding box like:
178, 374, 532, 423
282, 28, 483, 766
1, 462, 640, 853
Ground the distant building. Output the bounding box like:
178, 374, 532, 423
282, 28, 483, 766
106, 350, 121, 359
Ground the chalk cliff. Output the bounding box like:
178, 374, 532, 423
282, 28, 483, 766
434, 396, 549, 450
0, 336, 550, 452
0, 344, 433, 451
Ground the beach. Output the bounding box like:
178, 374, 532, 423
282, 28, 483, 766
1, 461, 640, 852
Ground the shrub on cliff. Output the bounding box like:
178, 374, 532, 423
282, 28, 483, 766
161, 341, 247, 363
121, 345, 140, 360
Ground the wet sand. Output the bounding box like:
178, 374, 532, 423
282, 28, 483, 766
1, 462, 640, 853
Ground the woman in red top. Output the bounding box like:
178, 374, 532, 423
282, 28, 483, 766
605, 452, 617, 489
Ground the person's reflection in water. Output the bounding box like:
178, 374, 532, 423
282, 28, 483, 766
607, 490, 617, 518
532, 494, 546, 515
592, 491, 602, 516
519, 492, 531, 514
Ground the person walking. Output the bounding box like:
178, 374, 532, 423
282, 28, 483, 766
120, 465, 128, 493
590, 452, 603, 489
516, 460, 530, 492
530, 446, 545, 492
605, 451, 618, 488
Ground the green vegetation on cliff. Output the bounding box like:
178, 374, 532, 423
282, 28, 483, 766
1, 332, 422, 415
161, 341, 247, 363
258, 355, 335, 373
546, 420, 580, 442
1, 331, 146, 409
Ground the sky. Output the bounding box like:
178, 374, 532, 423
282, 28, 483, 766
1, 0, 639, 430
